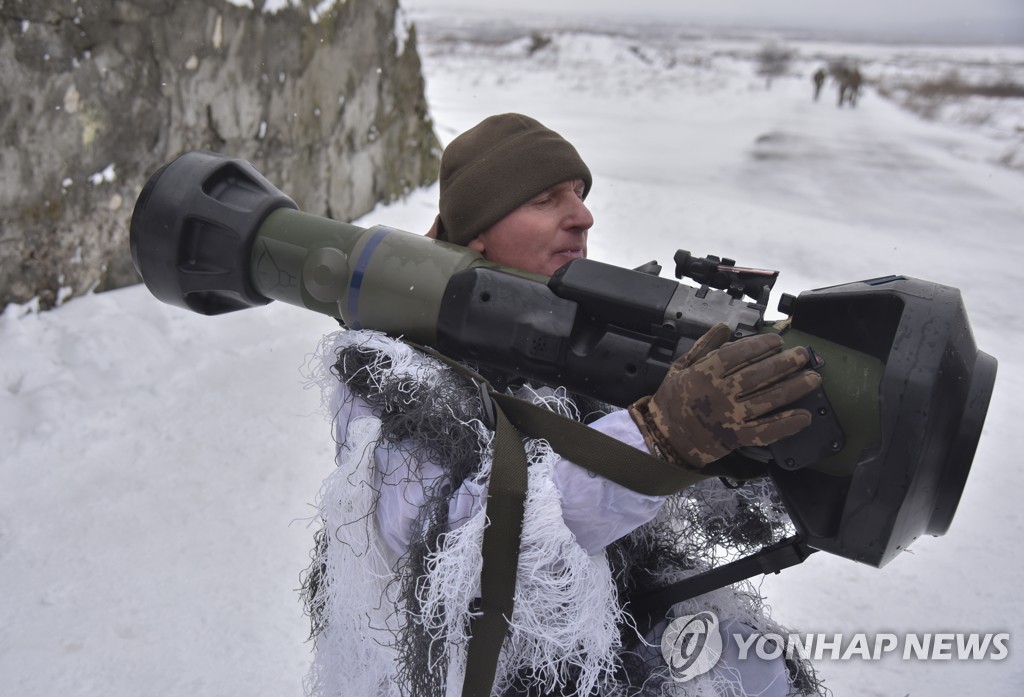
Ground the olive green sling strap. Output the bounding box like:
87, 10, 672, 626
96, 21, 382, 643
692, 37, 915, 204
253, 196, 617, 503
462, 389, 712, 697
410, 345, 709, 697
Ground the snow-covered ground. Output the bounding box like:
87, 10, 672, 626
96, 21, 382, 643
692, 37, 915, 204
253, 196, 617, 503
2, 7, 1023, 697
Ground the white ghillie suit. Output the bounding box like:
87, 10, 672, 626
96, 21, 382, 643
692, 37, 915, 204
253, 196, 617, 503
302, 330, 822, 697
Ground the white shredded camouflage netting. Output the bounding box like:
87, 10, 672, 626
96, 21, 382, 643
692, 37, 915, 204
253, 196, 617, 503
299, 330, 824, 697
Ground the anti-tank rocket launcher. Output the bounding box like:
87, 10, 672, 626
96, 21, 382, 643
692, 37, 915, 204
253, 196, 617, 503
131, 151, 996, 574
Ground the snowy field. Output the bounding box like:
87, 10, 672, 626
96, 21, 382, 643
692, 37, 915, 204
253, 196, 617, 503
3, 6, 1024, 697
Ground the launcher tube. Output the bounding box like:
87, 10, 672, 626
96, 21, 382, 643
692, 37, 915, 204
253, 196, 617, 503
253, 210, 487, 345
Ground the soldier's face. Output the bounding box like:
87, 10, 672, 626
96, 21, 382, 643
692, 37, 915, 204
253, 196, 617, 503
467, 179, 592, 277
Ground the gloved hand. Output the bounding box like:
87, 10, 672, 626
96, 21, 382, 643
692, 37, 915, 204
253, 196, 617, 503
628, 323, 822, 468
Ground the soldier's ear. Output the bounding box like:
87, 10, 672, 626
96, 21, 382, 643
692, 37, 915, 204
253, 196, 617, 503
467, 235, 486, 255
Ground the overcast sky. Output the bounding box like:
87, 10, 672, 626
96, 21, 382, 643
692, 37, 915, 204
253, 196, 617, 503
402, 0, 1024, 42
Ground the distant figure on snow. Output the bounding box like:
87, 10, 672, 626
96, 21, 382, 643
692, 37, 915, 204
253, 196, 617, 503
812, 67, 826, 101
832, 64, 863, 108
846, 67, 863, 107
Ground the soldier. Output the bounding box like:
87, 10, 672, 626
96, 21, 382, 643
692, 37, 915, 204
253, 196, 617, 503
833, 63, 863, 108
812, 67, 826, 101
303, 114, 824, 697
847, 67, 863, 107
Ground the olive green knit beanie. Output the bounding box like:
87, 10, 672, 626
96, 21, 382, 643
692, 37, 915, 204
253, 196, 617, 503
435, 113, 592, 246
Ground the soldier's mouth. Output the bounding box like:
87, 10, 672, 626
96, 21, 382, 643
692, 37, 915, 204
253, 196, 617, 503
554, 247, 585, 260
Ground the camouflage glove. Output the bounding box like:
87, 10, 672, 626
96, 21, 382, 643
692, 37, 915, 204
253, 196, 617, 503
628, 323, 822, 469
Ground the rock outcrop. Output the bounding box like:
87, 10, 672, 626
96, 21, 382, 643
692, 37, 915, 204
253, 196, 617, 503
0, 0, 440, 310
